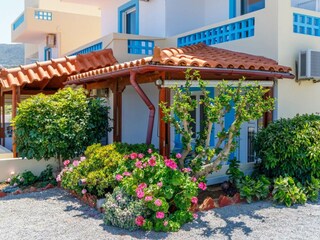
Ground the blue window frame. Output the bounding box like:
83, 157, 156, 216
241, 0, 265, 15
44, 47, 52, 61
118, 0, 139, 35
229, 0, 237, 19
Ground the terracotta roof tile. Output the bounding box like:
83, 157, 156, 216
0, 49, 118, 90
67, 43, 292, 82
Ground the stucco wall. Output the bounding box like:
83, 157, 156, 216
0, 158, 59, 182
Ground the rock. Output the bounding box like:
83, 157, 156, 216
13, 189, 22, 195
0, 191, 7, 198
218, 195, 234, 207
189, 203, 199, 212
199, 197, 215, 211
232, 193, 241, 204
96, 198, 105, 211
44, 183, 54, 190
29, 187, 37, 192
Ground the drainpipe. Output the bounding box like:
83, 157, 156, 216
129, 71, 155, 145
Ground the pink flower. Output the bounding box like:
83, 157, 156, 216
69, 167, 73, 172
145, 196, 153, 201
135, 216, 145, 226
148, 157, 156, 167
56, 175, 61, 182
6, 178, 11, 183
193, 213, 198, 219
191, 177, 197, 182
198, 182, 207, 191
115, 174, 123, 181
81, 189, 87, 195
191, 197, 198, 204
182, 168, 192, 173
135, 161, 143, 169
73, 160, 80, 167
138, 153, 144, 159
164, 159, 177, 170
123, 172, 131, 177
138, 183, 147, 189
136, 189, 145, 199
130, 153, 138, 160
63, 160, 70, 166
148, 148, 153, 154
163, 220, 168, 226
143, 163, 147, 168
157, 182, 163, 188
154, 199, 162, 207
176, 153, 182, 159
156, 211, 165, 219
80, 156, 86, 161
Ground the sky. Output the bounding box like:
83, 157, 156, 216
0, 0, 25, 44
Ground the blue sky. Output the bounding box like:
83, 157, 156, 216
0, 0, 24, 43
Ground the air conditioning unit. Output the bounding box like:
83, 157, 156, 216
298, 49, 320, 80
46, 34, 56, 48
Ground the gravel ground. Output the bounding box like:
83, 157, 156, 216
0, 188, 319, 240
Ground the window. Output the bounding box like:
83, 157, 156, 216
119, 0, 139, 35
44, 47, 52, 61
241, 0, 265, 15
189, 93, 205, 139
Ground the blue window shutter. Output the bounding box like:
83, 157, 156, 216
229, 0, 236, 19
118, 0, 139, 35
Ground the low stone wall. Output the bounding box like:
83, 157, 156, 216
0, 158, 59, 182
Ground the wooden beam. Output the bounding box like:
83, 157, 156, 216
159, 87, 171, 157
39, 78, 51, 90
12, 86, 17, 157
20, 89, 57, 95
111, 81, 125, 142
263, 87, 274, 128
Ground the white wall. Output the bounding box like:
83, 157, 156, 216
204, 0, 229, 25
122, 83, 159, 147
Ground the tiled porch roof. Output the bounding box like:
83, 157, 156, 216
68, 43, 292, 83
0, 49, 117, 90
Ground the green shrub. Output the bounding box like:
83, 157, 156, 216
60, 143, 155, 198
304, 177, 320, 202
38, 165, 56, 187
226, 158, 244, 186
13, 87, 110, 162
117, 152, 200, 232
10, 171, 38, 187
237, 175, 271, 203
103, 187, 147, 231
272, 176, 307, 207
254, 114, 320, 183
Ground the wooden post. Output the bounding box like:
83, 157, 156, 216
264, 87, 274, 128
159, 88, 171, 157
12, 86, 20, 157
1, 92, 5, 147
111, 81, 125, 142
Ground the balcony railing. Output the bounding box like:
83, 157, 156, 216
177, 17, 255, 47
70, 42, 103, 56
293, 12, 320, 36
34, 10, 52, 21
12, 14, 25, 30
128, 40, 154, 55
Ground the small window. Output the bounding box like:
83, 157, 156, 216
119, 1, 139, 35
241, 0, 265, 15
44, 47, 52, 61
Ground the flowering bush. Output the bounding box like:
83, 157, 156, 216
115, 151, 204, 232
59, 143, 155, 198
8, 171, 38, 187
103, 187, 147, 231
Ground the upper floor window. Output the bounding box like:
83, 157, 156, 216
241, 0, 265, 15
44, 47, 52, 61
292, 0, 320, 11
119, 0, 139, 35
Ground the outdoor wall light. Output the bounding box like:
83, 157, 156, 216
155, 79, 163, 86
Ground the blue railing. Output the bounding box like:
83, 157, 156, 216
70, 42, 103, 56
293, 13, 320, 36
13, 14, 25, 30
128, 40, 154, 55
177, 18, 255, 47
34, 10, 52, 21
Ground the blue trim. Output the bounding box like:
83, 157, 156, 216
177, 17, 255, 47
229, 0, 236, 19
118, 0, 139, 35
44, 47, 52, 61
70, 42, 103, 56
293, 13, 320, 37
128, 40, 154, 55
13, 14, 24, 30
174, 87, 215, 151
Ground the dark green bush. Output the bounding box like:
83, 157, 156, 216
10, 171, 38, 187
254, 114, 320, 183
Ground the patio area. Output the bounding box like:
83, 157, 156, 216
0, 188, 319, 240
